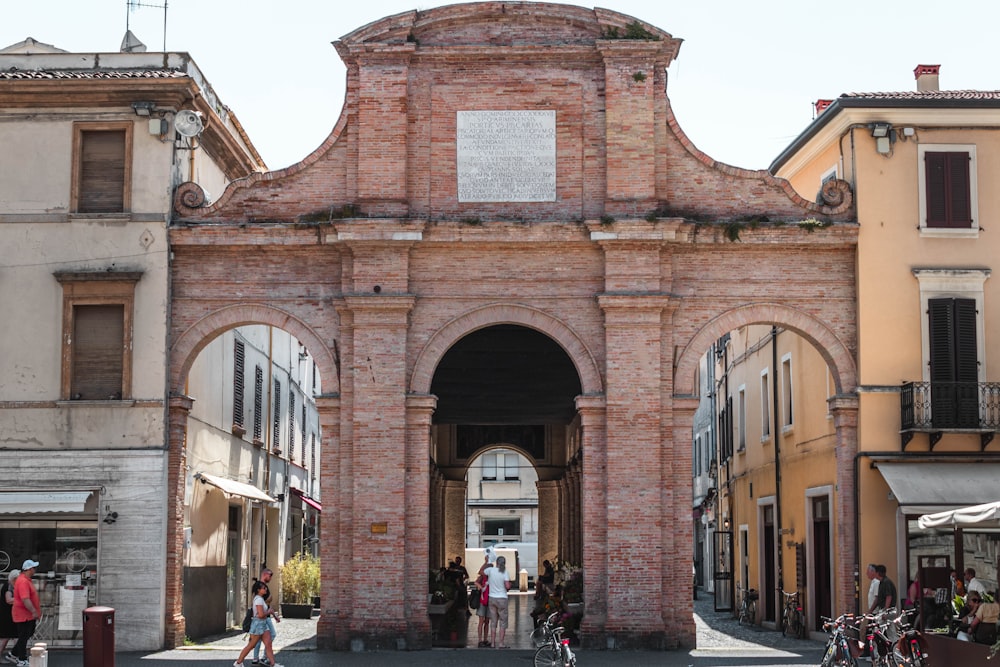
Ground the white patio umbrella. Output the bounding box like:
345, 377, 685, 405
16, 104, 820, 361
917, 501, 1000, 529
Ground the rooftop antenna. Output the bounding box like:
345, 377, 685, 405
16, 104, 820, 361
126, 0, 168, 51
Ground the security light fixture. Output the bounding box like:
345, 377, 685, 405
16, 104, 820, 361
131, 101, 156, 116
871, 123, 891, 138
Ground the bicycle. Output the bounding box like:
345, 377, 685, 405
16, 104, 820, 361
862, 610, 895, 667
780, 589, 805, 638
891, 610, 930, 666
532, 613, 577, 667
820, 614, 861, 667
738, 586, 758, 626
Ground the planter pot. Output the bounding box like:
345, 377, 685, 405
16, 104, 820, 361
566, 602, 585, 616
312, 596, 320, 609
280, 602, 314, 619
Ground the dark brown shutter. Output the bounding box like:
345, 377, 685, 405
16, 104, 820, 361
272, 379, 282, 451
928, 297, 978, 427
78, 130, 126, 213
925, 151, 971, 228
71, 304, 124, 400
253, 365, 264, 442
233, 340, 246, 428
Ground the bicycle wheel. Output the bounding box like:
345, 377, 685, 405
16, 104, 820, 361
747, 599, 756, 625
533, 642, 561, 667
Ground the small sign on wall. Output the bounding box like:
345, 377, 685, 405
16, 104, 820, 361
370, 522, 388, 534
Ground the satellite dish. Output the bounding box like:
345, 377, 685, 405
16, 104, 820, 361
174, 110, 204, 138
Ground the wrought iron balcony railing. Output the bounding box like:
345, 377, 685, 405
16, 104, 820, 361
900, 381, 1000, 449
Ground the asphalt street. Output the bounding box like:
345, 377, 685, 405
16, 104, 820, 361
36, 591, 830, 666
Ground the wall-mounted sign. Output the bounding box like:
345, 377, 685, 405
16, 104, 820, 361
457, 110, 556, 203
370, 522, 388, 534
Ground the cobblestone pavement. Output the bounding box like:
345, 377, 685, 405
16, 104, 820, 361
39, 589, 831, 666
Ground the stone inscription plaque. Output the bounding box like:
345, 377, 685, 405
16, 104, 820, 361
457, 110, 556, 202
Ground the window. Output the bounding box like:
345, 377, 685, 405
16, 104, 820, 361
915, 269, 988, 428
481, 451, 519, 481
301, 402, 307, 465
694, 434, 702, 476
71, 122, 132, 214
737, 386, 747, 451
760, 370, 771, 439
288, 390, 296, 461
918, 145, 977, 235
482, 518, 520, 541
272, 379, 282, 453
233, 340, 246, 434
55, 271, 141, 400
781, 354, 793, 428
253, 365, 264, 444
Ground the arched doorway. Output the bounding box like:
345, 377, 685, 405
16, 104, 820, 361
425, 324, 584, 646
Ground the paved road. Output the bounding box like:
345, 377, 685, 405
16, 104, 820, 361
38, 590, 829, 666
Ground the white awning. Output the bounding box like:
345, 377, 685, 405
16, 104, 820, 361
0, 491, 93, 514
918, 501, 1000, 529
876, 462, 1000, 510
196, 473, 276, 503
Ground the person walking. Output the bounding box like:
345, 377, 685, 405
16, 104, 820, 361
11, 560, 41, 667
484, 555, 512, 649
0, 569, 18, 664
234, 581, 283, 667
250, 568, 280, 666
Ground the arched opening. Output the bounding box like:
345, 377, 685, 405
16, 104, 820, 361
676, 307, 857, 638
171, 319, 327, 641
426, 324, 583, 647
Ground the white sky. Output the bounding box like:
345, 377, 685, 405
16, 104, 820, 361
3, 1, 998, 171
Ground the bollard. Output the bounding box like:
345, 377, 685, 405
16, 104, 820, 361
519, 568, 528, 592
83, 606, 115, 667
29, 643, 47, 667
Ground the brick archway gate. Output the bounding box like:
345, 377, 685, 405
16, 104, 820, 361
167, 3, 858, 651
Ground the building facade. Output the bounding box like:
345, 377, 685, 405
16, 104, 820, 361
0, 38, 262, 650
167, 4, 860, 650
773, 65, 1000, 617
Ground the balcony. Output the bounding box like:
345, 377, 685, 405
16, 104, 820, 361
900, 381, 1000, 449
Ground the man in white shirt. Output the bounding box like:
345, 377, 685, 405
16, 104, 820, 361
965, 568, 988, 598
865, 564, 879, 611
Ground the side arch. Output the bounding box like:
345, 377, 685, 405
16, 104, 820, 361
170, 303, 338, 395
673, 303, 856, 397
410, 304, 603, 396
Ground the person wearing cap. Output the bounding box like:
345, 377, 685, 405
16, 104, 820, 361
11, 560, 41, 667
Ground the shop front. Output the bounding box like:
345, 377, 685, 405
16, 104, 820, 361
0, 490, 100, 648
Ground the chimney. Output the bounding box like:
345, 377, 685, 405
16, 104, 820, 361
914, 64, 940, 92
814, 99, 833, 116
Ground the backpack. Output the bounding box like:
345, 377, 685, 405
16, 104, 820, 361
241, 607, 253, 633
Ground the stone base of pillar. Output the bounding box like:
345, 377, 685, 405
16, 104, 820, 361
581, 628, 684, 651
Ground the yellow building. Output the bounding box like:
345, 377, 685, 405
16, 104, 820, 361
772, 65, 1000, 619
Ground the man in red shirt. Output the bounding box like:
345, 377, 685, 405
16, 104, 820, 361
11, 560, 40, 667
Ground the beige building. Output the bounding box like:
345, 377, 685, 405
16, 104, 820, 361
773, 65, 1000, 617
0, 37, 261, 650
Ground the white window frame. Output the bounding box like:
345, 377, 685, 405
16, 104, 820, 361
760, 369, 771, 441
917, 143, 979, 238
781, 354, 793, 430
913, 268, 989, 382
737, 385, 747, 451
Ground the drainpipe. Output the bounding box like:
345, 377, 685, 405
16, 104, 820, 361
772, 327, 785, 606
264, 326, 274, 565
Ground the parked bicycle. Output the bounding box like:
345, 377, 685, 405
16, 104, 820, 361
862, 610, 896, 667
820, 613, 862, 667
738, 586, 758, 626
891, 610, 930, 666
780, 589, 805, 638
532, 611, 577, 667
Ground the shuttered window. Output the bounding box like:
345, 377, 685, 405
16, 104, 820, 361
288, 390, 297, 461
71, 304, 124, 400
71, 123, 132, 215
272, 379, 282, 453
925, 151, 972, 228
78, 131, 126, 212
56, 271, 140, 401
233, 340, 246, 431
928, 297, 979, 427
253, 365, 264, 443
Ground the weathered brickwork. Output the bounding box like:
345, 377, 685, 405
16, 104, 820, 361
167, 3, 859, 651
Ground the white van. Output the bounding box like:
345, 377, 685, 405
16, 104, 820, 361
469, 541, 539, 582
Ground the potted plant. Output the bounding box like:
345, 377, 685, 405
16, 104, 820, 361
279, 551, 320, 619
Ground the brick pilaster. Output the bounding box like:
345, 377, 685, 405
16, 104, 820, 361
164, 394, 193, 648
314, 394, 343, 648
829, 395, 859, 616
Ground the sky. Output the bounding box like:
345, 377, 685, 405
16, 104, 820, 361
3, 1, 998, 171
